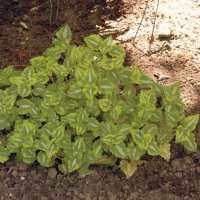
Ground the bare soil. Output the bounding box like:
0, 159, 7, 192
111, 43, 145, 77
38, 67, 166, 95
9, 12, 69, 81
0, 0, 200, 199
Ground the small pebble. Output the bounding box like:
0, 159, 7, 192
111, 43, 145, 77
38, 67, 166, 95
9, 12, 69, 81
48, 168, 57, 179
123, 184, 130, 190
20, 176, 25, 181
175, 172, 183, 179
196, 167, 200, 173
11, 170, 18, 178
35, 185, 41, 190
78, 193, 85, 199
158, 22, 171, 38
184, 156, 193, 164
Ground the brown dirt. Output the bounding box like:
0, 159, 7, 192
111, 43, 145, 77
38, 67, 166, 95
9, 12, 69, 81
0, 0, 200, 199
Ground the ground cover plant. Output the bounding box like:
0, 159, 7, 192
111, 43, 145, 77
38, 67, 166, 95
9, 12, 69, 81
0, 24, 199, 178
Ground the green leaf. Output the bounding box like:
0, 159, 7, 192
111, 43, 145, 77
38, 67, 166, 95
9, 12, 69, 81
99, 99, 112, 112
0, 90, 6, 99
84, 34, 102, 50
52, 125, 65, 139
6, 142, 19, 153
98, 78, 115, 94
75, 67, 84, 80
128, 144, 144, 161
9, 76, 26, 85
153, 83, 164, 95
57, 24, 72, 41
118, 124, 132, 134
147, 141, 160, 156
142, 124, 158, 135
45, 46, 64, 60
110, 105, 121, 120
16, 99, 33, 114
121, 68, 132, 84
27, 77, 38, 87
82, 150, 96, 164
8, 133, 23, 147
182, 134, 197, 152
77, 109, 88, 123
111, 57, 124, 69
4, 94, 16, 110
37, 151, 53, 167
96, 55, 114, 71
123, 85, 136, 99
67, 99, 79, 108
17, 85, 31, 98
151, 109, 163, 122
168, 82, 180, 97
157, 125, 174, 143
120, 160, 138, 179
30, 56, 46, 70
32, 83, 46, 96
95, 155, 112, 164
21, 66, 35, 79
83, 67, 97, 84
86, 98, 100, 116
99, 36, 113, 54
83, 84, 98, 100
86, 117, 99, 130
65, 113, 78, 128
2, 65, 14, 77
110, 142, 127, 159
33, 72, 49, 84
68, 155, 82, 172
130, 129, 144, 146
58, 163, 68, 174
22, 120, 38, 134
5, 85, 18, 96
21, 147, 36, 159
68, 82, 83, 99
131, 66, 141, 84
34, 135, 51, 152
52, 24, 72, 50
159, 143, 171, 161
139, 90, 156, 105
50, 93, 61, 106
78, 46, 94, 60
175, 125, 187, 143
22, 136, 34, 148
78, 163, 95, 178
165, 110, 180, 128
93, 140, 103, 159
47, 144, 59, 158
113, 133, 127, 145
76, 123, 86, 135
55, 102, 68, 115
108, 44, 125, 57
56, 136, 72, 153
102, 122, 116, 135
101, 134, 113, 145
182, 114, 199, 131
140, 74, 155, 87
69, 46, 82, 63
0, 146, 10, 163
0, 116, 9, 130
164, 82, 180, 101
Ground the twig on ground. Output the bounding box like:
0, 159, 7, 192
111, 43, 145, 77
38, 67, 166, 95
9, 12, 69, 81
133, 0, 149, 44
149, 0, 160, 50
49, 0, 53, 26
49, 0, 60, 26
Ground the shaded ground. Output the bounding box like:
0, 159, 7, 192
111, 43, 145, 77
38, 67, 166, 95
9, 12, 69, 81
0, 0, 200, 199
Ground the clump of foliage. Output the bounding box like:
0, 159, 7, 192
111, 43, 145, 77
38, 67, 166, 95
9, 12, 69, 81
0, 25, 199, 178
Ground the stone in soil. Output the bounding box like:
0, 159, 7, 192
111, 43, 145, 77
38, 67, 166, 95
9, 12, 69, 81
48, 167, 57, 179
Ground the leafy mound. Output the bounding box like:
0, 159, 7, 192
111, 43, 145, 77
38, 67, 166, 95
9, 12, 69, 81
0, 25, 199, 178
